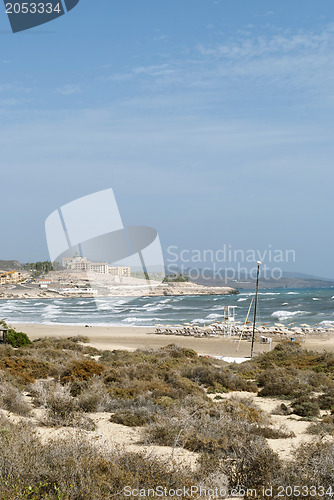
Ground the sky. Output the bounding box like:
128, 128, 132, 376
0, 0, 334, 278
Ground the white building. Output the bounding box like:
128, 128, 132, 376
62, 256, 130, 276
109, 266, 131, 277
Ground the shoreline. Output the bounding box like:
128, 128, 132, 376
0, 279, 239, 300
13, 323, 334, 358
0, 291, 237, 301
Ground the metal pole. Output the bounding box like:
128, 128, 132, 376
250, 261, 261, 359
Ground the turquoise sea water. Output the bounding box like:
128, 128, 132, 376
1, 288, 334, 328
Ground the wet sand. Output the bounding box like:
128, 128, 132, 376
13, 323, 334, 358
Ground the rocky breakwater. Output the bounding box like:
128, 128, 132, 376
148, 281, 239, 296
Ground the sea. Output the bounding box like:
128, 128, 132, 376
1, 288, 334, 329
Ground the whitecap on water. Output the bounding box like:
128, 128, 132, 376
143, 304, 168, 312
41, 303, 60, 320
271, 310, 309, 321
205, 313, 222, 319
122, 317, 160, 324
97, 305, 115, 311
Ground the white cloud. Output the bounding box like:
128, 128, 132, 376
56, 84, 83, 96
193, 25, 334, 93
197, 28, 334, 58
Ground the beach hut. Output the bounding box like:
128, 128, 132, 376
0, 327, 7, 344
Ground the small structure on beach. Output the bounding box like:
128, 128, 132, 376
224, 305, 236, 322
223, 305, 236, 337
0, 327, 7, 344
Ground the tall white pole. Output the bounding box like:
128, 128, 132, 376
251, 261, 261, 359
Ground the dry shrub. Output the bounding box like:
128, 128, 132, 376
110, 409, 151, 427
29, 335, 91, 352
61, 359, 105, 382
0, 357, 49, 383
224, 395, 270, 425
257, 367, 309, 398
226, 438, 281, 493
308, 371, 334, 390
0, 378, 31, 416
0, 414, 196, 499
184, 364, 257, 393
101, 344, 254, 400
0, 345, 15, 366
162, 371, 205, 398
196, 455, 229, 495
105, 372, 204, 401
307, 414, 334, 436
253, 424, 295, 439
29, 379, 51, 407
282, 441, 334, 497
43, 382, 78, 426
31, 380, 95, 430
0, 416, 45, 490
76, 377, 112, 412
307, 422, 334, 436
318, 388, 334, 410
145, 395, 281, 456
145, 394, 281, 491
256, 342, 334, 376
109, 394, 161, 426
291, 395, 320, 417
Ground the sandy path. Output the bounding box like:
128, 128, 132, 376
1, 407, 198, 469
216, 392, 322, 460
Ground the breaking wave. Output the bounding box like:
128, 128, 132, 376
271, 310, 309, 321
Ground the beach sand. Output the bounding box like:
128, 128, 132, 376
13, 323, 334, 358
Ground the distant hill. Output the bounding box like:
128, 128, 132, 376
173, 268, 334, 290
0, 260, 22, 271
281, 271, 334, 281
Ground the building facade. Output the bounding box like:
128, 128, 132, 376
0, 271, 22, 284
109, 266, 131, 277
62, 256, 130, 276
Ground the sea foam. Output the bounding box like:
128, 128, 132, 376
271, 310, 308, 321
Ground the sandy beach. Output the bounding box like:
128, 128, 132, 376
13, 323, 334, 358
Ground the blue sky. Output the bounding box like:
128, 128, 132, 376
0, 0, 334, 277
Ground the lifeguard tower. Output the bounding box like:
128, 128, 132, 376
223, 305, 236, 337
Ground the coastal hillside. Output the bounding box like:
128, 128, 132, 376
0, 259, 22, 271
0, 270, 239, 300
190, 270, 334, 290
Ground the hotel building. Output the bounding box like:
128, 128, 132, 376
62, 256, 130, 276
